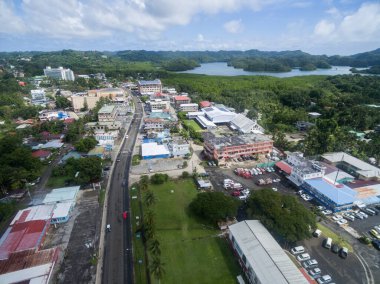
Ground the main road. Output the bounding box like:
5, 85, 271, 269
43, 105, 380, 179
102, 95, 143, 284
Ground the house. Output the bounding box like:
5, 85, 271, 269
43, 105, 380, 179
199, 101, 212, 108
141, 142, 170, 160
98, 105, 117, 122
179, 103, 198, 112
42, 186, 80, 205
228, 220, 309, 284
32, 150, 52, 161
173, 95, 191, 108
137, 79, 162, 95
203, 132, 273, 160
168, 138, 190, 157
59, 151, 82, 164
51, 202, 75, 224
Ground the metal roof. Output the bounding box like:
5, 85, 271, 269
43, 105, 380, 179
98, 105, 115, 114
52, 202, 73, 219
229, 220, 309, 284
141, 142, 170, 157
42, 186, 80, 204
230, 114, 256, 133
10, 205, 54, 226
138, 79, 161, 85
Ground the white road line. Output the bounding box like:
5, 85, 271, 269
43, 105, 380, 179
355, 252, 374, 284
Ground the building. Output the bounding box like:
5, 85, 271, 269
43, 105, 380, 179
32, 150, 52, 161
0, 220, 50, 260
230, 114, 257, 134
30, 89, 47, 105
98, 105, 117, 122
173, 95, 191, 108
87, 146, 105, 159
203, 133, 273, 160
70, 88, 126, 111
43, 66, 74, 81
51, 202, 75, 224
186, 111, 205, 119
195, 115, 217, 130
322, 152, 380, 180
42, 186, 80, 205
141, 142, 170, 160
85, 121, 121, 132
168, 138, 190, 157
202, 106, 237, 124
10, 205, 54, 226
138, 79, 162, 95
148, 99, 170, 112
0, 247, 60, 284
38, 110, 70, 121
229, 220, 309, 284
93, 130, 118, 148
179, 103, 198, 112
199, 101, 212, 108
144, 117, 176, 132
59, 151, 82, 164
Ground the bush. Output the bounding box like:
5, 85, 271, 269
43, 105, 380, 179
359, 236, 371, 245
150, 173, 169, 185
181, 171, 190, 178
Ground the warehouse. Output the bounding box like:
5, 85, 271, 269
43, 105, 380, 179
195, 115, 217, 130
202, 106, 236, 124
229, 220, 309, 284
230, 114, 257, 134
141, 142, 170, 160
42, 186, 80, 205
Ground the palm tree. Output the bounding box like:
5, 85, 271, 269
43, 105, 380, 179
149, 239, 161, 257
149, 256, 165, 283
144, 190, 156, 207
139, 175, 149, 191
143, 210, 155, 240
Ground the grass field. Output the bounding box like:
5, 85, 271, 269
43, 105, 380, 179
46, 176, 68, 188
183, 119, 203, 132
145, 179, 241, 283
317, 223, 353, 251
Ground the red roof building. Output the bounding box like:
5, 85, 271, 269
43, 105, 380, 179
63, 118, 75, 124
173, 96, 191, 107
18, 81, 26, 87
32, 149, 52, 160
199, 101, 211, 108
275, 161, 292, 175
0, 220, 50, 260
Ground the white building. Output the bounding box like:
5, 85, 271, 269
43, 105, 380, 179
202, 106, 236, 124
179, 103, 199, 112
98, 105, 117, 122
229, 220, 309, 284
30, 89, 47, 105
195, 115, 217, 130
94, 130, 118, 148
44, 66, 75, 81
286, 152, 325, 186
230, 114, 257, 134
138, 79, 162, 95
148, 99, 170, 112
168, 138, 190, 157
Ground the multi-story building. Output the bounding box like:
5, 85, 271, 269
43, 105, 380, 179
148, 99, 170, 112
98, 105, 117, 122
229, 220, 309, 284
85, 121, 121, 132
144, 118, 176, 132
203, 133, 273, 160
93, 131, 118, 148
137, 79, 162, 95
173, 95, 191, 108
71, 88, 126, 111
168, 138, 190, 157
286, 152, 325, 186
179, 103, 198, 112
30, 89, 47, 105
43, 66, 75, 81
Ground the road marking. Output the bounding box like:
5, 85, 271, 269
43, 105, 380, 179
355, 251, 374, 284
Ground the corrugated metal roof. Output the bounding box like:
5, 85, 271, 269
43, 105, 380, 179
10, 205, 54, 226
229, 220, 309, 284
42, 186, 80, 204
141, 142, 170, 157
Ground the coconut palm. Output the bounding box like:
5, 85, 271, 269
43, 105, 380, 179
149, 238, 161, 257
144, 190, 156, 207
149, 256, 165, 283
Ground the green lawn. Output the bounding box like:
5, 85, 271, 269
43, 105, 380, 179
317, 223, 353, 251
183, 119, 203, 132
146, 179, 241, 284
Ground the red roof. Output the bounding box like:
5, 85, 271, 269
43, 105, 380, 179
64, 118, 75, 124
174, 96, 190, 101
199, 101, 211, 108
32, 149, 51, 158
275, 161, 292, 175
0, 220, 49, 260
18, 81, 26, 86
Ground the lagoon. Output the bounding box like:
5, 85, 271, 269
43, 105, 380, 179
177, 62, 354, 77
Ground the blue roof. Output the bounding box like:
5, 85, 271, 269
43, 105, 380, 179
305, 178, 357, 205
138, 79, 161, 85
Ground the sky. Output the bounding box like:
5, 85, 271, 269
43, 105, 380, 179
0, 0, 380, 55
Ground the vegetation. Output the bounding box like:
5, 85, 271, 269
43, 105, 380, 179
150, 173, 169, 185
55, 95, 72, 108
162, 58, 200, 71
141, 179, 241, 283
132, 154, 141, 166
189, 192, 240, 224
51, 156, 102, 185
74, 136, 98, 152
247, 189, 316, 242
317, 223, 353, 251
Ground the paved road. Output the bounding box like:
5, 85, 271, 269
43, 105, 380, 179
103, 96, 143, 284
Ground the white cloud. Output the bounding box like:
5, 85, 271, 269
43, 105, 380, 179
314, 20, 335, 37
0, 1, 26, 33
197, 34, 204, 42
224, 19, 243, 33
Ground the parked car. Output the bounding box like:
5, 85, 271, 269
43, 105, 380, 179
308, 267, 322, 278
313, 229, 322, 237
317, 206, 326, 211
337, 219, 348, 226
372, 239, 380, 250
291, 246, 305, 255
297, 253, 311, 262
317, 275, 332, 284
321, 210, 332, 215
303, 259, 318, 269
331, 244, 340, 254
106, 224, 111, 232
343, 213, 355, 221
332, 214, 343, 221
360, 211, 369, 218
339, 247, 348, 259
355, 212, 365, 220
370, 229, 380, 239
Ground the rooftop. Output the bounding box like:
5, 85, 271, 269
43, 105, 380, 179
32, 150, 51, 158
173, 95, 190, 101
141, 142, 170, 157
322, 152, 380, 178
52, 202, 73, 219
98, 105, 115, 114
10, 205, 54, 226
230, 114, 256, 133
204, 132, 272, 149
138, 79, 161, 85
229, 220, 309, 284
42, 186, 80, 204
304, 178, 357, 206
199, 101, 212, 108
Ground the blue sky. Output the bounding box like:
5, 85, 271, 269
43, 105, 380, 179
0, 0, 379, 55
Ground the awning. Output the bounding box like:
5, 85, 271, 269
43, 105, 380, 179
275, 161, 292, 175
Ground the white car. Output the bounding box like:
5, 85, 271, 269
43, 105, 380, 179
303, 259, 318, 268
337, 219, 348, 226
304, 195, 313, 201
272, 187, 278, 192
291, 246, 305, 255
317, 206, 326, 211
297, 253, 311, 262
321, 210, 332, 215
317, 275, 332, 284
332, 214, 343, 221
